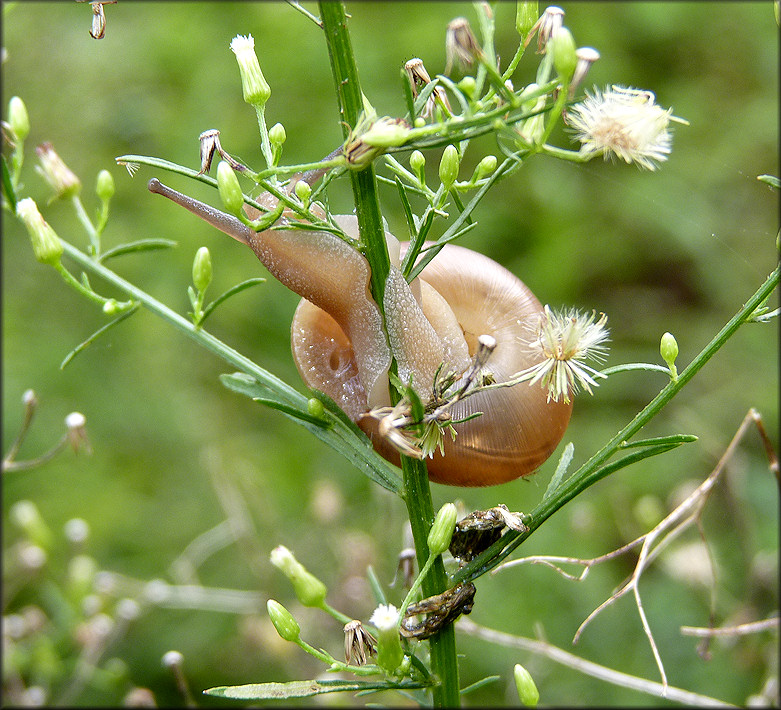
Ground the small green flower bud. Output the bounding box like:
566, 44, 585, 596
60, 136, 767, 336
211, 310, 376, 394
230, 34, 271, 107
9, 96, 30, 142
516, 1, 539, 41
439, 145, 460, 189
660, 331, 679, 380
427, 502, 458, 556
96, 170, 114, 201
369, 604, 404, 674
514, 663, 540, 707
307, 397, 325, 419
9, 500, 53, 550
270, 545, 328, 607
268, 122, 286, 147
35, 143, 81, 199
103, 299, 120, 315
360, 117, 411, 148
16, 198, 63, 266
294, 180, 311, 204
68, 554, 98, 600
267, 599, 300, 642
413, 117, 426, 128
410, 150, 425, 175
216, 161, 244, 216
457, 76, 476, 99
475, 155, 498, 180
550, 27, 577, 81
192, 246, 212, 293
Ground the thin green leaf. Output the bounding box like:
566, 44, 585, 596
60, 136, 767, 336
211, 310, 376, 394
204, 678, 430, 700
394, 177, 417, 242
401, 65, 416, 119
60, 303, 140, 370
619, 434, 698, 448
543, 442, 574, 501
220, 373, 403, 496
757, 174, 780, 189
98, 238, 177, 262
460, 675, 501, 695
366, 565, 387, 606
1, 154, 17, 211
199, 277, 266, 324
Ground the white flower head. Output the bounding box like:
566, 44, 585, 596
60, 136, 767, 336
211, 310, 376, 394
567, 85, 686, 170
369, 603, 400, 631
516, 306, 610, 403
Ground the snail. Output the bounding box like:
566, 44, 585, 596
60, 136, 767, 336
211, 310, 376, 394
148, 172, 572, 486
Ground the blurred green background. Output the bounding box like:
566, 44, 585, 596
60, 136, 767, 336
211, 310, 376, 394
2, 2, 778, 706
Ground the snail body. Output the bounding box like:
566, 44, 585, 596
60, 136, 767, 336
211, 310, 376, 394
149, 177, 572, 486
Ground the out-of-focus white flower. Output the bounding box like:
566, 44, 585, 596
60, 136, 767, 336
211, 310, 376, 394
567, 85, 687, 170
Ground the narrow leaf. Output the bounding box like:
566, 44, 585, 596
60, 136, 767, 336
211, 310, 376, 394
204, 678, 429, 700
460, 675, 501, 695
61, 303, 140, 369
544, 441, 574, 501
1, 154, 17, 211
98, 238, 177, 262
199, 277, 266, 324
252, 397, 331, 428
394, 177, 417, 241
619, 434, 698, 448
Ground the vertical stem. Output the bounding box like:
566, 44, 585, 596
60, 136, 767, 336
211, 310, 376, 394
319, 1, 390, 309
320, 3, 460, 704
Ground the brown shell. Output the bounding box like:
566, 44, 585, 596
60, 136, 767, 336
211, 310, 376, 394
291, 243, 572, 486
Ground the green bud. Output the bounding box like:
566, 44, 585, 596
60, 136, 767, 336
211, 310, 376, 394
475, 155, 498, 180
35, 142, 81, 199
360, 117, 411, 148
307, 397, 325, 419
103, 299, 120, 315
516, 1, 539, 41
550, 27, 577, 81
216, 161, 244, 216
96, 170, 115, 201
192, 246, 212, 293
427, 502, 458, 556
9, 500, 53, 550
270, 545, 328, 607
660, 332, 679, 380
266, 600, 301, 642
16, 198, 63, 266
438, 144, 460, 189
9, 96, 30, 142
370, 604, 404, 674
269, 122, 286, 148
413, 116, 426, 128
457, 76, 476, 99
67, 554, 98, 600
514, 663, 540, 707
230, 34, 271, 107
410, 150, 425, 174
294, 180, 311, 204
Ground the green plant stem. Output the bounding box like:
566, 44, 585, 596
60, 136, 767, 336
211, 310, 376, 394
454, 263, 780, 584
71, 195, 100, 256
401, 456, 460, 707
319, 1, 389, 308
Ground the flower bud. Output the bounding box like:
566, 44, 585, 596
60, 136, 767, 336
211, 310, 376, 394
516, 1, 539, 41
35, 142, 81, 199
269, 545, 328, 607
216, 161, 244, 216
230, 34, 271, 108
438, 144, 460, 189
268, 122, 286, 147
660, 331, 679, 380
307, 397, 324, 419
16, 198, 63, 266
409, 150, 426, 176
514, 663, 540, 706
65, 412, 91, 454
427, 502, 458, 556
294, 180, 311, 204
550, 27, 577, 81
475, 155, 498, 180
360, 117, 411, 148
192, 246, 212, 293
8, 96, 30, 142
68, 554, 98, 600
457, 76, 476, 99
103, 299, 120, 315
267, 600, 300, 642
96, 170, 115, 201
369, 604, 403, 674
